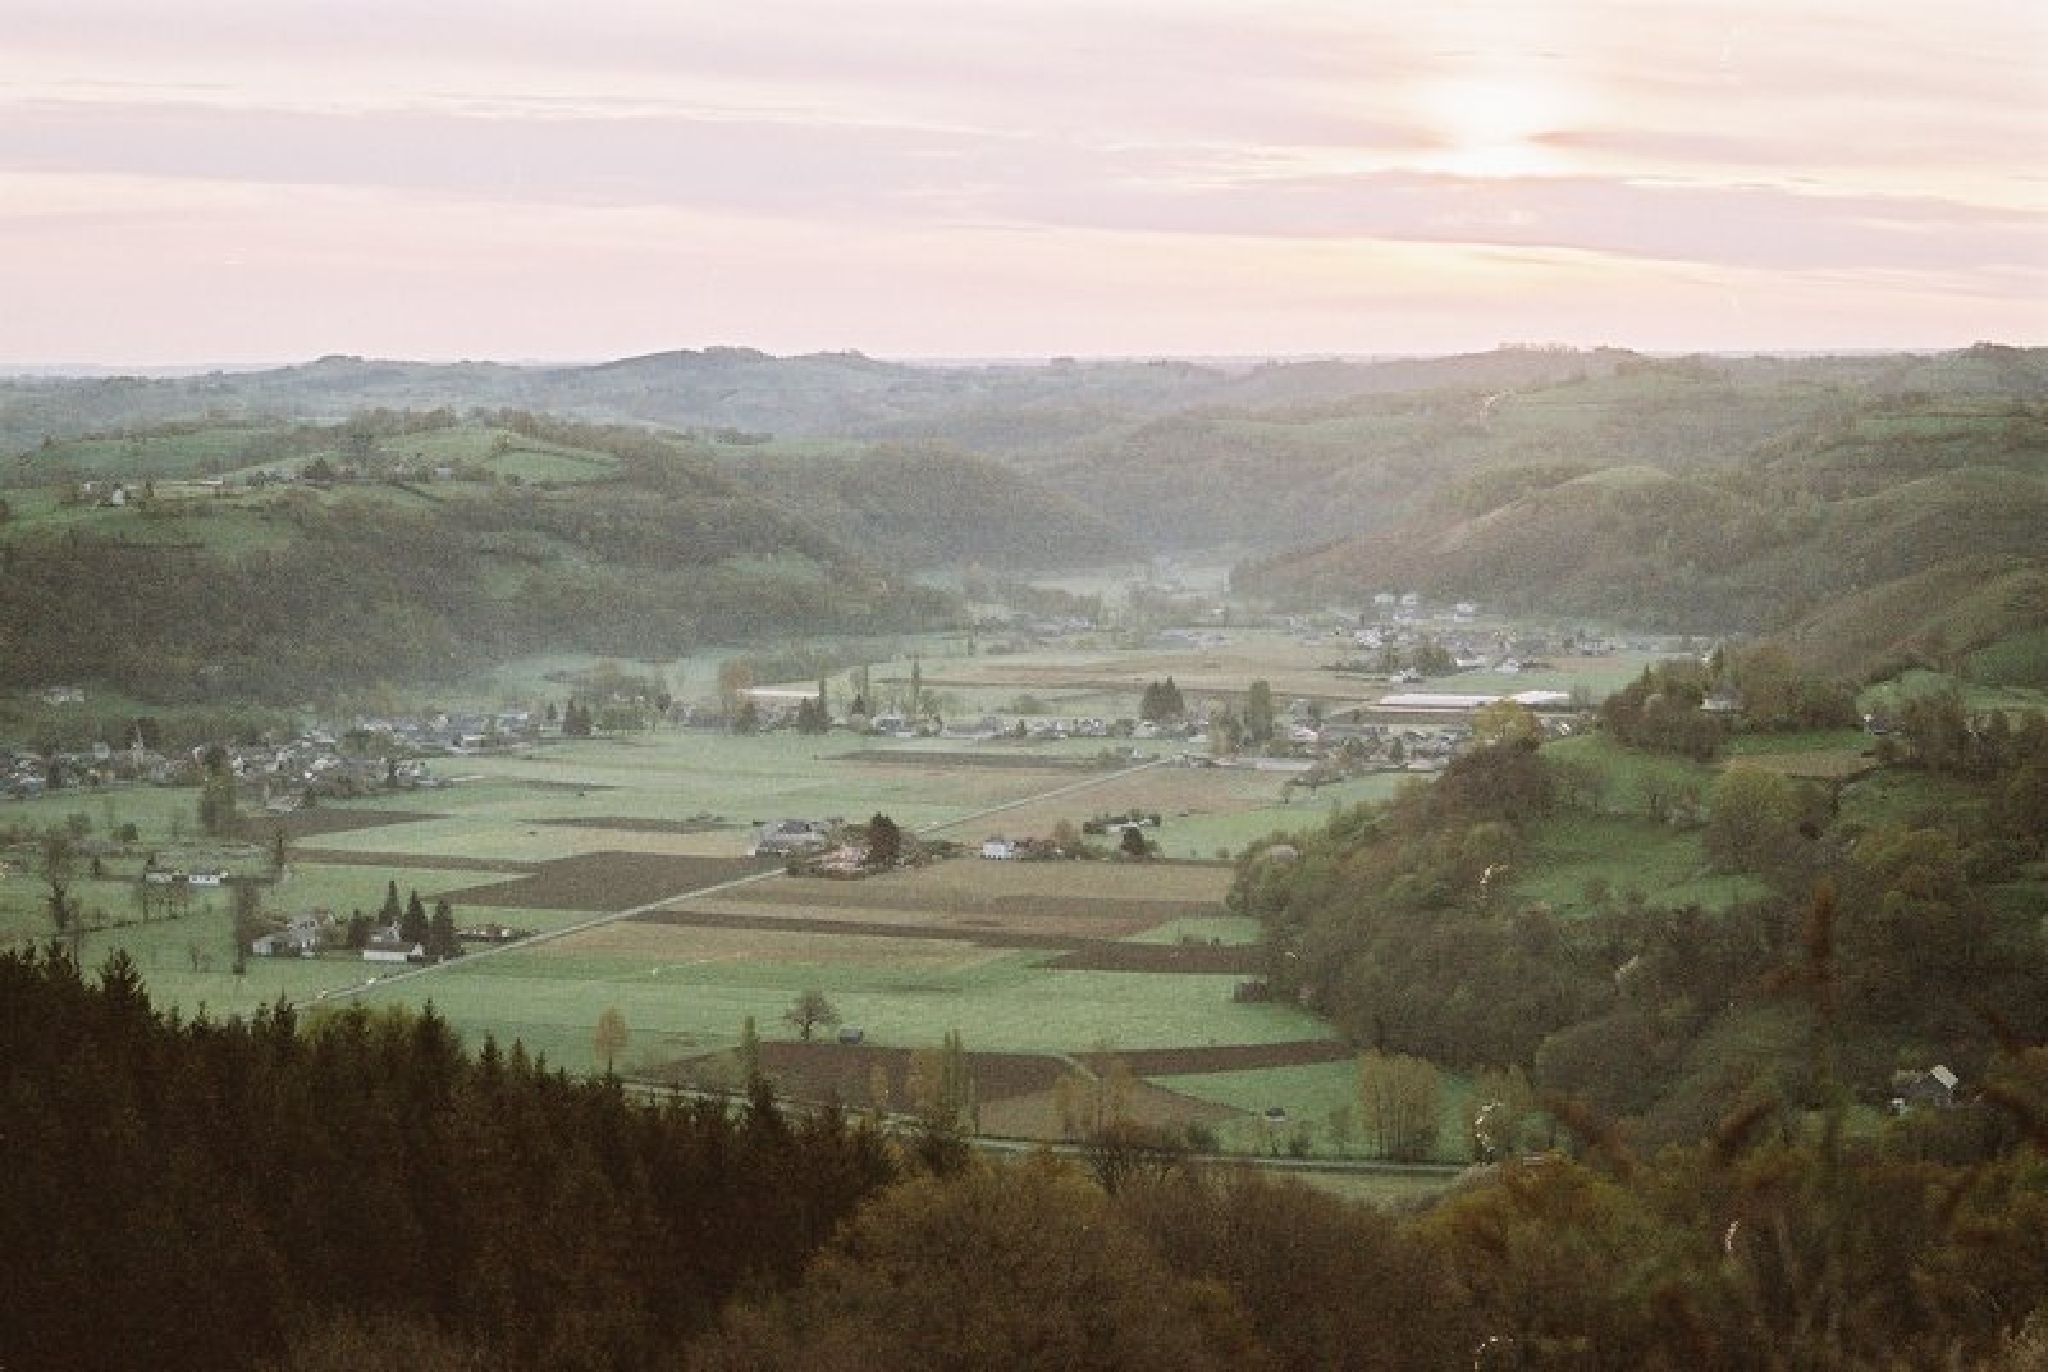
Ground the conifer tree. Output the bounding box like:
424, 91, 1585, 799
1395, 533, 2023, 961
400, 889, 429, 945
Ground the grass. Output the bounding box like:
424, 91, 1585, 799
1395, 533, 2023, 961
1837, 769, 1990, 831
1723, 730, 1871, 756
1508, 815, 1765, 914
1155, 1058, 1475, 1164
1965, 626, 2048, 692
1864, 668, 2048, 715
1544, 734, 1718, 819
352, 953, 1333, 1073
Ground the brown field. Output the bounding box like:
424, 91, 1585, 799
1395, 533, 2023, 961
739, 858, 1233, 908
541, 920, 1012, 973
623, 902, 1257, 971
443, 851, 775, 910
1075, 1041, 1353, 1075
698, 861, 1229, 940
292, 847, 538, 874
236, 808, 443, 840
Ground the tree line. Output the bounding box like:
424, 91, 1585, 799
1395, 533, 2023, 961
3, 944, 2044, 1370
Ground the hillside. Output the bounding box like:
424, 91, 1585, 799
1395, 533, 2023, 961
8, 346, 2047, 686
0, 417, 958, 703
1237, 388, 2048, 680
710, 445, 1137, 570
21, 346, 2046, 555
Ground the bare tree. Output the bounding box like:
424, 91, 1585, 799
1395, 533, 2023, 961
593, 1007, 630, 1075
783, 988, 840, 1042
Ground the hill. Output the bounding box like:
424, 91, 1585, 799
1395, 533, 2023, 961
0, 417, 958, 703
711, 445, 1137, 571
9, 345, 2047, 686
1237, 384, 2048, 680
10, 346, 2046, 559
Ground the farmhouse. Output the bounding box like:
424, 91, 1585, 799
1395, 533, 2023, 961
250, 913, 331, 958
980, 837, 1019, 860
750, 818, 835, 857
1890, 1065, 1960, 1112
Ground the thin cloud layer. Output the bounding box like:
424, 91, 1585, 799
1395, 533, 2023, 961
1, 0, 2041, 361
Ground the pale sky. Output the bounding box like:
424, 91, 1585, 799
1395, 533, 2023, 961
2, 0, 2043, 364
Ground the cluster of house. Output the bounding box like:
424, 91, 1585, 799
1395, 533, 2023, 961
1, 707, 503, 802
75, 478, 227, 507
143, 864, 229, 888
248, 911, 529, 961
187, 734, 450, 809
2, 737, 179, 796
73, 457, 492, 512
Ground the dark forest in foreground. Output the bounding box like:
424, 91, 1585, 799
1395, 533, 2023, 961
4, 938, 2044, 1372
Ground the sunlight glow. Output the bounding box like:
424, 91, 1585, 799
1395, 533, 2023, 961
1417, 73, 1577, 178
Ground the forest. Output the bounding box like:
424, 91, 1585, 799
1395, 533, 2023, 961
1233, 696, 2048, 1146
3, 942, 2044, 1371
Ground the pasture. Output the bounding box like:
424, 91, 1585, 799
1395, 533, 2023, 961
6, 724, 1384, 1161
3, 627, 1672, 1170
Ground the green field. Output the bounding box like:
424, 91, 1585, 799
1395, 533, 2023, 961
2, 723, 1363, 1151
5, 633, 1849, 1161
1155, 1059, 1474, 1163
1509, 815, 1765, 915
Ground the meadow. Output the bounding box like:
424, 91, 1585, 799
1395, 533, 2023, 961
1, 634, 1685, 1171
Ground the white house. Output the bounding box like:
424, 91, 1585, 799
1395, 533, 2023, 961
980, 837, 1019, 860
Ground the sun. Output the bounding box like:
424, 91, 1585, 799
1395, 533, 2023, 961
1418, 73, 1573, 178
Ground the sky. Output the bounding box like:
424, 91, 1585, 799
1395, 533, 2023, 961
1, 0, 2043, 364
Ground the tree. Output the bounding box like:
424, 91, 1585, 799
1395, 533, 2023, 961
732, 699, 760, 735
427, 898, 458, 959
1244, 680, 1275, 744
1703, 765, 1805, 874
784, 988, 840, 1042
400, 889, 429, 946
1473, 698, 1543, 748
1120, 824, 1151, 860
866, 813, 902, 870
1326, 1103, 1355, 1158
230, 882, 261, 975
1140, 677, 1186, 722
716, 659, 755, 718
378, 880, 403, 929
907, 1029, 977, 1139
695, 1159, 1249, 1371
198, 770, 238, 838
1358, 1050, 1441, 1162
738, 1013, 763, 1086
592, 1007, 630, 1075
